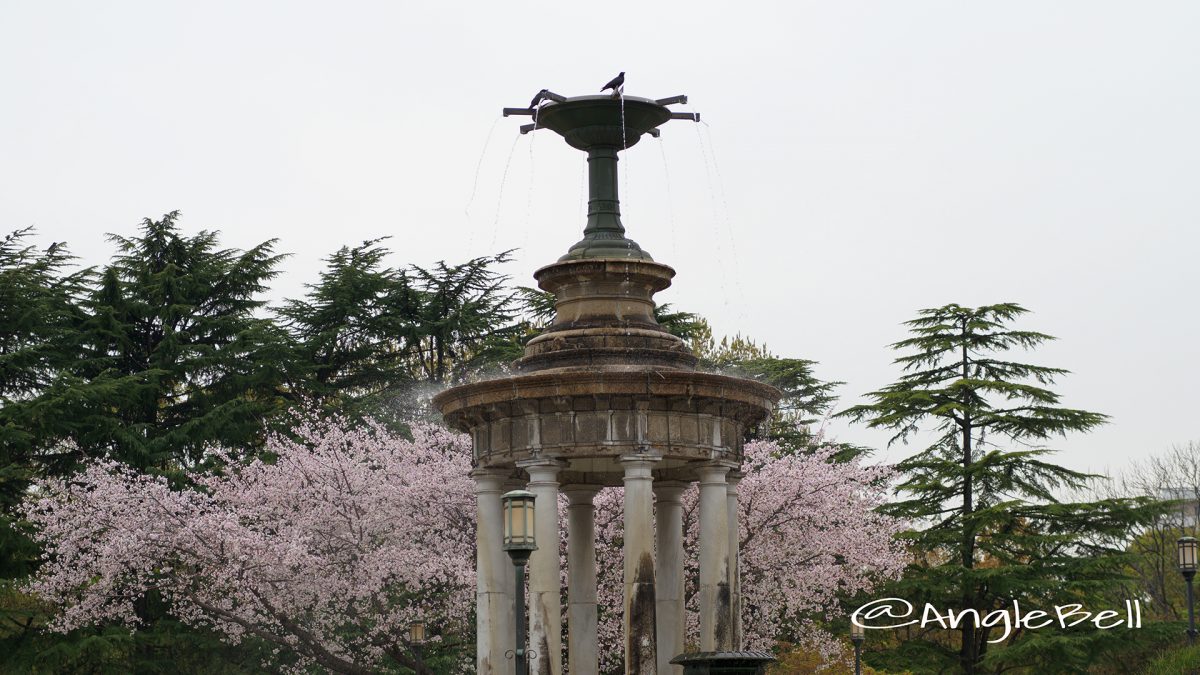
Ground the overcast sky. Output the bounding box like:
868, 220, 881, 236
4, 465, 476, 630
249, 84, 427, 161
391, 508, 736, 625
3, 1, 1197, 478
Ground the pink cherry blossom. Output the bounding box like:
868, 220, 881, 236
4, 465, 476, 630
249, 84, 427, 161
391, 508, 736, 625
25, 420, 905, 672
25, 419, 475, 673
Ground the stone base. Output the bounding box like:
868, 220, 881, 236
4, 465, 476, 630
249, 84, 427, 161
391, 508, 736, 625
669, 652, 777, 675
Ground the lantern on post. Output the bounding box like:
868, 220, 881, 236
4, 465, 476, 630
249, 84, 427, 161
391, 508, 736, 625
503, 489, 537, 553
1179, 536, 1199, 644
850, 621, 865, 675
403, 618, 427, 669
1179, 536, 1198, 573
408, 620, 426, 645
502, 490, 537, 675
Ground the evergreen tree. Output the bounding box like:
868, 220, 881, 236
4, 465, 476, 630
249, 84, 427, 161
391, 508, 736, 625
33, 211, 290, 472
406, 250, 522, 384
839, 303, 1160, 674
277, 238, 421, 425
0, 231, 82, 409
1, 217, 286, 671
1, 213, 290, 483
690, 319, 842, 452
280, 244, 525, 425
0, 229, 87, 656
0, 228, 83, 526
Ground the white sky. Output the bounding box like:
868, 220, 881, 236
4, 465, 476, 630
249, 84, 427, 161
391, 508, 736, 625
2, 1, 1197, 478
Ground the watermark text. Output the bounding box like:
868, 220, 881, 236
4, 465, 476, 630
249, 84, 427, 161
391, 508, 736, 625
851, 598, 1142, 643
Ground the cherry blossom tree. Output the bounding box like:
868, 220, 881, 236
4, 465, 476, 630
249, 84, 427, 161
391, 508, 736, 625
24, 419, 475, 674
25, 419, 904, 673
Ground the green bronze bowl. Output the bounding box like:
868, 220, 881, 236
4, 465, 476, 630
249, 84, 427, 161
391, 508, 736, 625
534, 95, 671, 150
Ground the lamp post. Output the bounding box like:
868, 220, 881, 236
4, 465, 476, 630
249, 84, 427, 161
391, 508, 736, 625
408, 620, 426, 645
503, 490, 537, 675
1179, 536, 1199, 644
850, 621, 864, 675
407, 620, 426, 671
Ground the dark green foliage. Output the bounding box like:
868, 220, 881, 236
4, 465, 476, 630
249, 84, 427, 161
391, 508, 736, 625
1, 215, 290, 673
277, 238, 421, 425
1, 615, 280, 674
406, 250, 523, 384
982, 619, 1184, 675
690, 320, 843, 453
840, 303, 1163, 674
0, 230, 84, 406
4, 212, 289, 474
865, 619, 1185, 675
723, 356, 843, 450
0, 232, 95, 674
515, 286, 556, 328
279, 242, 524, 426
653, 303, 708, 343
0, 229, 85, 518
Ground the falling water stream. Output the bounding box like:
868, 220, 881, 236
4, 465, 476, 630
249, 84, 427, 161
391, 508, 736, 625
700, 124, 741, 271
691, 104, 744, 324
690, 106, 733, 311
488, 133, 523, 251
655, 136, 678, 260
522, 111, 541, 254
463, 116, 502, 258
696, 117, 748, 322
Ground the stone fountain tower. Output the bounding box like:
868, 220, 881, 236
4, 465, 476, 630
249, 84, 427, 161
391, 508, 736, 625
434, 90, 779, 675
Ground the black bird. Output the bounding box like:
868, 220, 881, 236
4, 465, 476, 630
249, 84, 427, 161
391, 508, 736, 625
529, 89, 550, 109
600, 72, 625, 93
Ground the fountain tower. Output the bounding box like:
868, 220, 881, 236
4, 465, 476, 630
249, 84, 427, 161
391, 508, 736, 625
434, 89, 779, 675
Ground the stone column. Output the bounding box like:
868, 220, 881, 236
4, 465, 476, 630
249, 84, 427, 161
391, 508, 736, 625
564, 485, 602, 675
654, 481, 688, 675
621, 453, 662, 674
520, 460, 566, 675
472, 469, 512, 675
726, 471, 743, 650
697, 462, 732, 651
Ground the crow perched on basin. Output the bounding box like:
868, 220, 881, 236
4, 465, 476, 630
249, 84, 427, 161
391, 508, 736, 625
529, 89, 550, 108
601, 72, 625, 92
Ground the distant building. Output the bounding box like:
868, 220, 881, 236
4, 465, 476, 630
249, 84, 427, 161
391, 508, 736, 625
1159, 487, 1200, 527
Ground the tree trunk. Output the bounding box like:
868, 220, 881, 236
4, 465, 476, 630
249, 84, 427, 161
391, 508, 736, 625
960, 318, 976, 674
